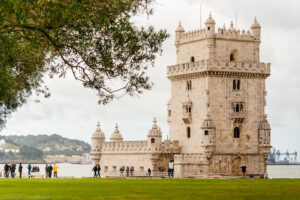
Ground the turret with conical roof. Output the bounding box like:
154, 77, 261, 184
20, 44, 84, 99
251, 16, 261, 40
110, 124, 123, 142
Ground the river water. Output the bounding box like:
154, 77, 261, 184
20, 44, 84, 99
0, 164, 299, 178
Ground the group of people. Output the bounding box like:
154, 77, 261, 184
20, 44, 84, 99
92, 164, 101, 177
3, 163, 58, 178
3, 163, 30, 178
45, 164, 59, 178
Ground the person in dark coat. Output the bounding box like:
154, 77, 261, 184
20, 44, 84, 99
241, 163, 247, 178
45, 164, 49, 178
96, 165, 101, 178
4, 163, 9, 178
92, 165, 97, 178
18, 163, 23, 178
11, 163, 16, 178
48, 164, 53, 178
147, 168, 151, 176
126, 166, 129, 177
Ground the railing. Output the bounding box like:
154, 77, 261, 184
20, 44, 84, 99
105, 171, 173, 178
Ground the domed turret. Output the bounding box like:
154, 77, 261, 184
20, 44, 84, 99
91, 122, 105, 152
258, 115, 271, 146
259, 117, 270, 130
205, 12, 216, 38
201, 114, 216, 129
201, 114, 216, 156
92, 122, 105, 140
175, 21, 185, 44
147, 118, 162, 137
147, 118, 162, 151
205, 12, 216, 25
110, 124, 123, 142
251, 16, 261, 40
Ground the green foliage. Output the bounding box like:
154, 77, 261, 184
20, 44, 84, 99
0, 179, 299, 199
0, 0, 169, 129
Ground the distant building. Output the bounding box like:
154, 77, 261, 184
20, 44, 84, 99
91, 13, 271, 178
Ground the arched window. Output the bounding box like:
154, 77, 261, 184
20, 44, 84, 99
187, 127, 191, 138
230, 49, 237, 61
235, 104, 240, 112
151, 138, 155, 143
237, 80, 240, 90
188, 106, 192, 113
190, 56, 195, 63
187, 80, 192, 90
208, 27, 210, 31
233, 80, 236, 90
234, 127, 240, 138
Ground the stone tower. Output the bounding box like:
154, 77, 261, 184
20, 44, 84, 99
167, 14, 271, 177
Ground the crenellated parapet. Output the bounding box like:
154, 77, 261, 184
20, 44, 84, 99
167, 59, 271, 79
178, 27, 255, 45
102, 141, 148, 153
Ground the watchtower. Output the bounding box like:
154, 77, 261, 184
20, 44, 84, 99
167, 13, 271, 177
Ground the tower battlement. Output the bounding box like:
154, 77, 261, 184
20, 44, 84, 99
179, 27, 255, 45
167, 59, 271, 79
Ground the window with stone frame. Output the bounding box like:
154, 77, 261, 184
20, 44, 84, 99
234, 127, 240, 138
233, 79, 241, 90
151, 138, 155, 143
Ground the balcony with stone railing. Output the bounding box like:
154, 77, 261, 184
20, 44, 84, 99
167, 60, 271, 79
230, 112, 246, 123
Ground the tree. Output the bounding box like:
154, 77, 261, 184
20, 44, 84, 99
0, 0, 169, 129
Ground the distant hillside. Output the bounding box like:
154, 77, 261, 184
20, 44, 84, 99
5, 134, 91, 156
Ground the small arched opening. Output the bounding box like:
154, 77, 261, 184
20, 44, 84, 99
151, 138, 155, 143
233, 80, 236, 90
235, 104, 240, 112
234, 127, 240, 138
237, 80, 240, 90
230, 49, 238, 61
187, 127, 191, 138
190, 56, 195, 63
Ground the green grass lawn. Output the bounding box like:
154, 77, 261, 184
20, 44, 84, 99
0, 178, 299, 200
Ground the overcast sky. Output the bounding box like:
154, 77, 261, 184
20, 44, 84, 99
1, 0, 300, 155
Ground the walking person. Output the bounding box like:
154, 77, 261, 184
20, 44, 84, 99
96, 164, 101, 178
168, 168, 171, 178
147, 168, 151, 177
18, 163, 23, 178
4, 163, 9, 178
48, 164, 53, 178
11, 163, 16, 178
126, 166, 129, 177
92, 165, 97, 178
27, 163, 32, 178
45, 164, 48, 178
241, 163, 247, 178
